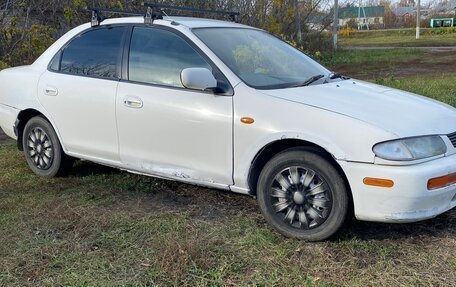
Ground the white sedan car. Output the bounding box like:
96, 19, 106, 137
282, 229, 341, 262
0, 15, 455, 241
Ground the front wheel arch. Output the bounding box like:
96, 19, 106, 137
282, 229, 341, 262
248, 140, 350, 192
256, 148, 350, 241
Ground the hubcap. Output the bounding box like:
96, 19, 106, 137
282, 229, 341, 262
269, 166, 332, 229
292, 191, 305, 205
26, 127, 53, 170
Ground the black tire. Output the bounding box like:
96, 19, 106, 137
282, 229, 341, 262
22, 116, 73, 177
257, 147, 348, 241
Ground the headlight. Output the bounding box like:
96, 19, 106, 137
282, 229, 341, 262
373, 136, 447, 161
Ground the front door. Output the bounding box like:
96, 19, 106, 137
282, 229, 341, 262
116, 26, 233, 186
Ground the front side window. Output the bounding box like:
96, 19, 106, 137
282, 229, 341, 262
60, 27, 125, 79
193, 28, 329, 89
128, 27, 211, 87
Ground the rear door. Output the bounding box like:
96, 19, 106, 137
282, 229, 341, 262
37, 26, 126, 162
116, 26, 233, 186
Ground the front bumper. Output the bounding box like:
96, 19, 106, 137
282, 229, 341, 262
0, 103, 20, 140
339, 153, 456, 223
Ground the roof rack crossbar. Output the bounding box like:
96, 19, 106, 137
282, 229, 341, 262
142, 3, 240, 23
88, 7, 144, 27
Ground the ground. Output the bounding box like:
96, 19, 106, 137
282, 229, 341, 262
0, 47, 455, 287
0, 128, 10, 144
339, 28, 456, 48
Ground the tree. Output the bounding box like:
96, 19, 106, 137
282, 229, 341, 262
1, 0, 335, 67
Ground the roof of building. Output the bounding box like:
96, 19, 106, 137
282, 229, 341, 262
307, 14, 330, 24
393, 6, 415, 17
393, 6, 430, 17
338, 6, 385, 19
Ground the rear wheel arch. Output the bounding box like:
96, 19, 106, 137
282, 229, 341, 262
15, 109, 65, 153
22, 115, 74, 177
16, 109, 44, 151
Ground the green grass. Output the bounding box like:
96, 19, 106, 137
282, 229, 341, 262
375, 74, 456, 107
339, 28, 456, 47
321, 48, 456, 80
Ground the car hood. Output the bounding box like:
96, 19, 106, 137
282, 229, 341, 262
259, 79, 456, 137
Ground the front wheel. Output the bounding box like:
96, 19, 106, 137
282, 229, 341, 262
256, 148, 348, 241
22, 116, 73, 177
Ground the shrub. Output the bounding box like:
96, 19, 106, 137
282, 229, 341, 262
426, 27, 456, 35
0, 25, 56, 67
0, 60, 9, 70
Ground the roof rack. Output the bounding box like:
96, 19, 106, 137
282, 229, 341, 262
89, 8, 143, 27
142, 3, 240, 24
88, 4, 240, 27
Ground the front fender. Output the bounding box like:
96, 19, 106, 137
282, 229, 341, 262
232, 83, 397, 191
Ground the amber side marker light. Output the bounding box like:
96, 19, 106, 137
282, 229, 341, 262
240, 117, 255, 124
427, 172, 456, 190
363, 177, 394, 188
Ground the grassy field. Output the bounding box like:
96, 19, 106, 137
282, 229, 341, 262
374, 74, 456, 107
339, 27, 456, 47
322, 48, 456, 89
1, 49, 456, 286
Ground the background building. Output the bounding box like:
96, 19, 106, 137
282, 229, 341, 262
338, 5, 385, 29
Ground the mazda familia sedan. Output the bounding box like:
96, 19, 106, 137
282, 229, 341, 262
0, 8, 455, 241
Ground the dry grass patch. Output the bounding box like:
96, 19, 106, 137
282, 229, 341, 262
0, 143, 455, 286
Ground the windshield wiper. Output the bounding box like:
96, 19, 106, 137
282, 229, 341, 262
292, 74, 325, 87
329, 73, 350, 80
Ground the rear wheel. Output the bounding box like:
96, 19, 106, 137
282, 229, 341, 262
22, 116, 73, 177
257, 148, 348, 241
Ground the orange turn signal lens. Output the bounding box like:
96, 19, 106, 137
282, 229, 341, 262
240, 117, 255, 124
363, 177, 394, 188
427, 172, 456, 190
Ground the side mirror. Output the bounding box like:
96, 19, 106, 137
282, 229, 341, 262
180, 68, 217, 91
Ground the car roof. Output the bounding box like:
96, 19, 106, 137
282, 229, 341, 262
31, 15, 257, 70
100, 16, 253, 29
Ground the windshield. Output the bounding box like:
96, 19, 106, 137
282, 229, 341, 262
193, 28, 330, 89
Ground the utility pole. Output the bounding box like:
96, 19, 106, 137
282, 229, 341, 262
333, 0, 339, 49
416, 0, 420, 40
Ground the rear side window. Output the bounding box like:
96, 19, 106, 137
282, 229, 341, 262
59, 27, 125, 79
128, 27, 211, 87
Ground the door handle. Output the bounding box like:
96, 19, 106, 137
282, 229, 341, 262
44, 86, 58, 96
123, 96, 143, 108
